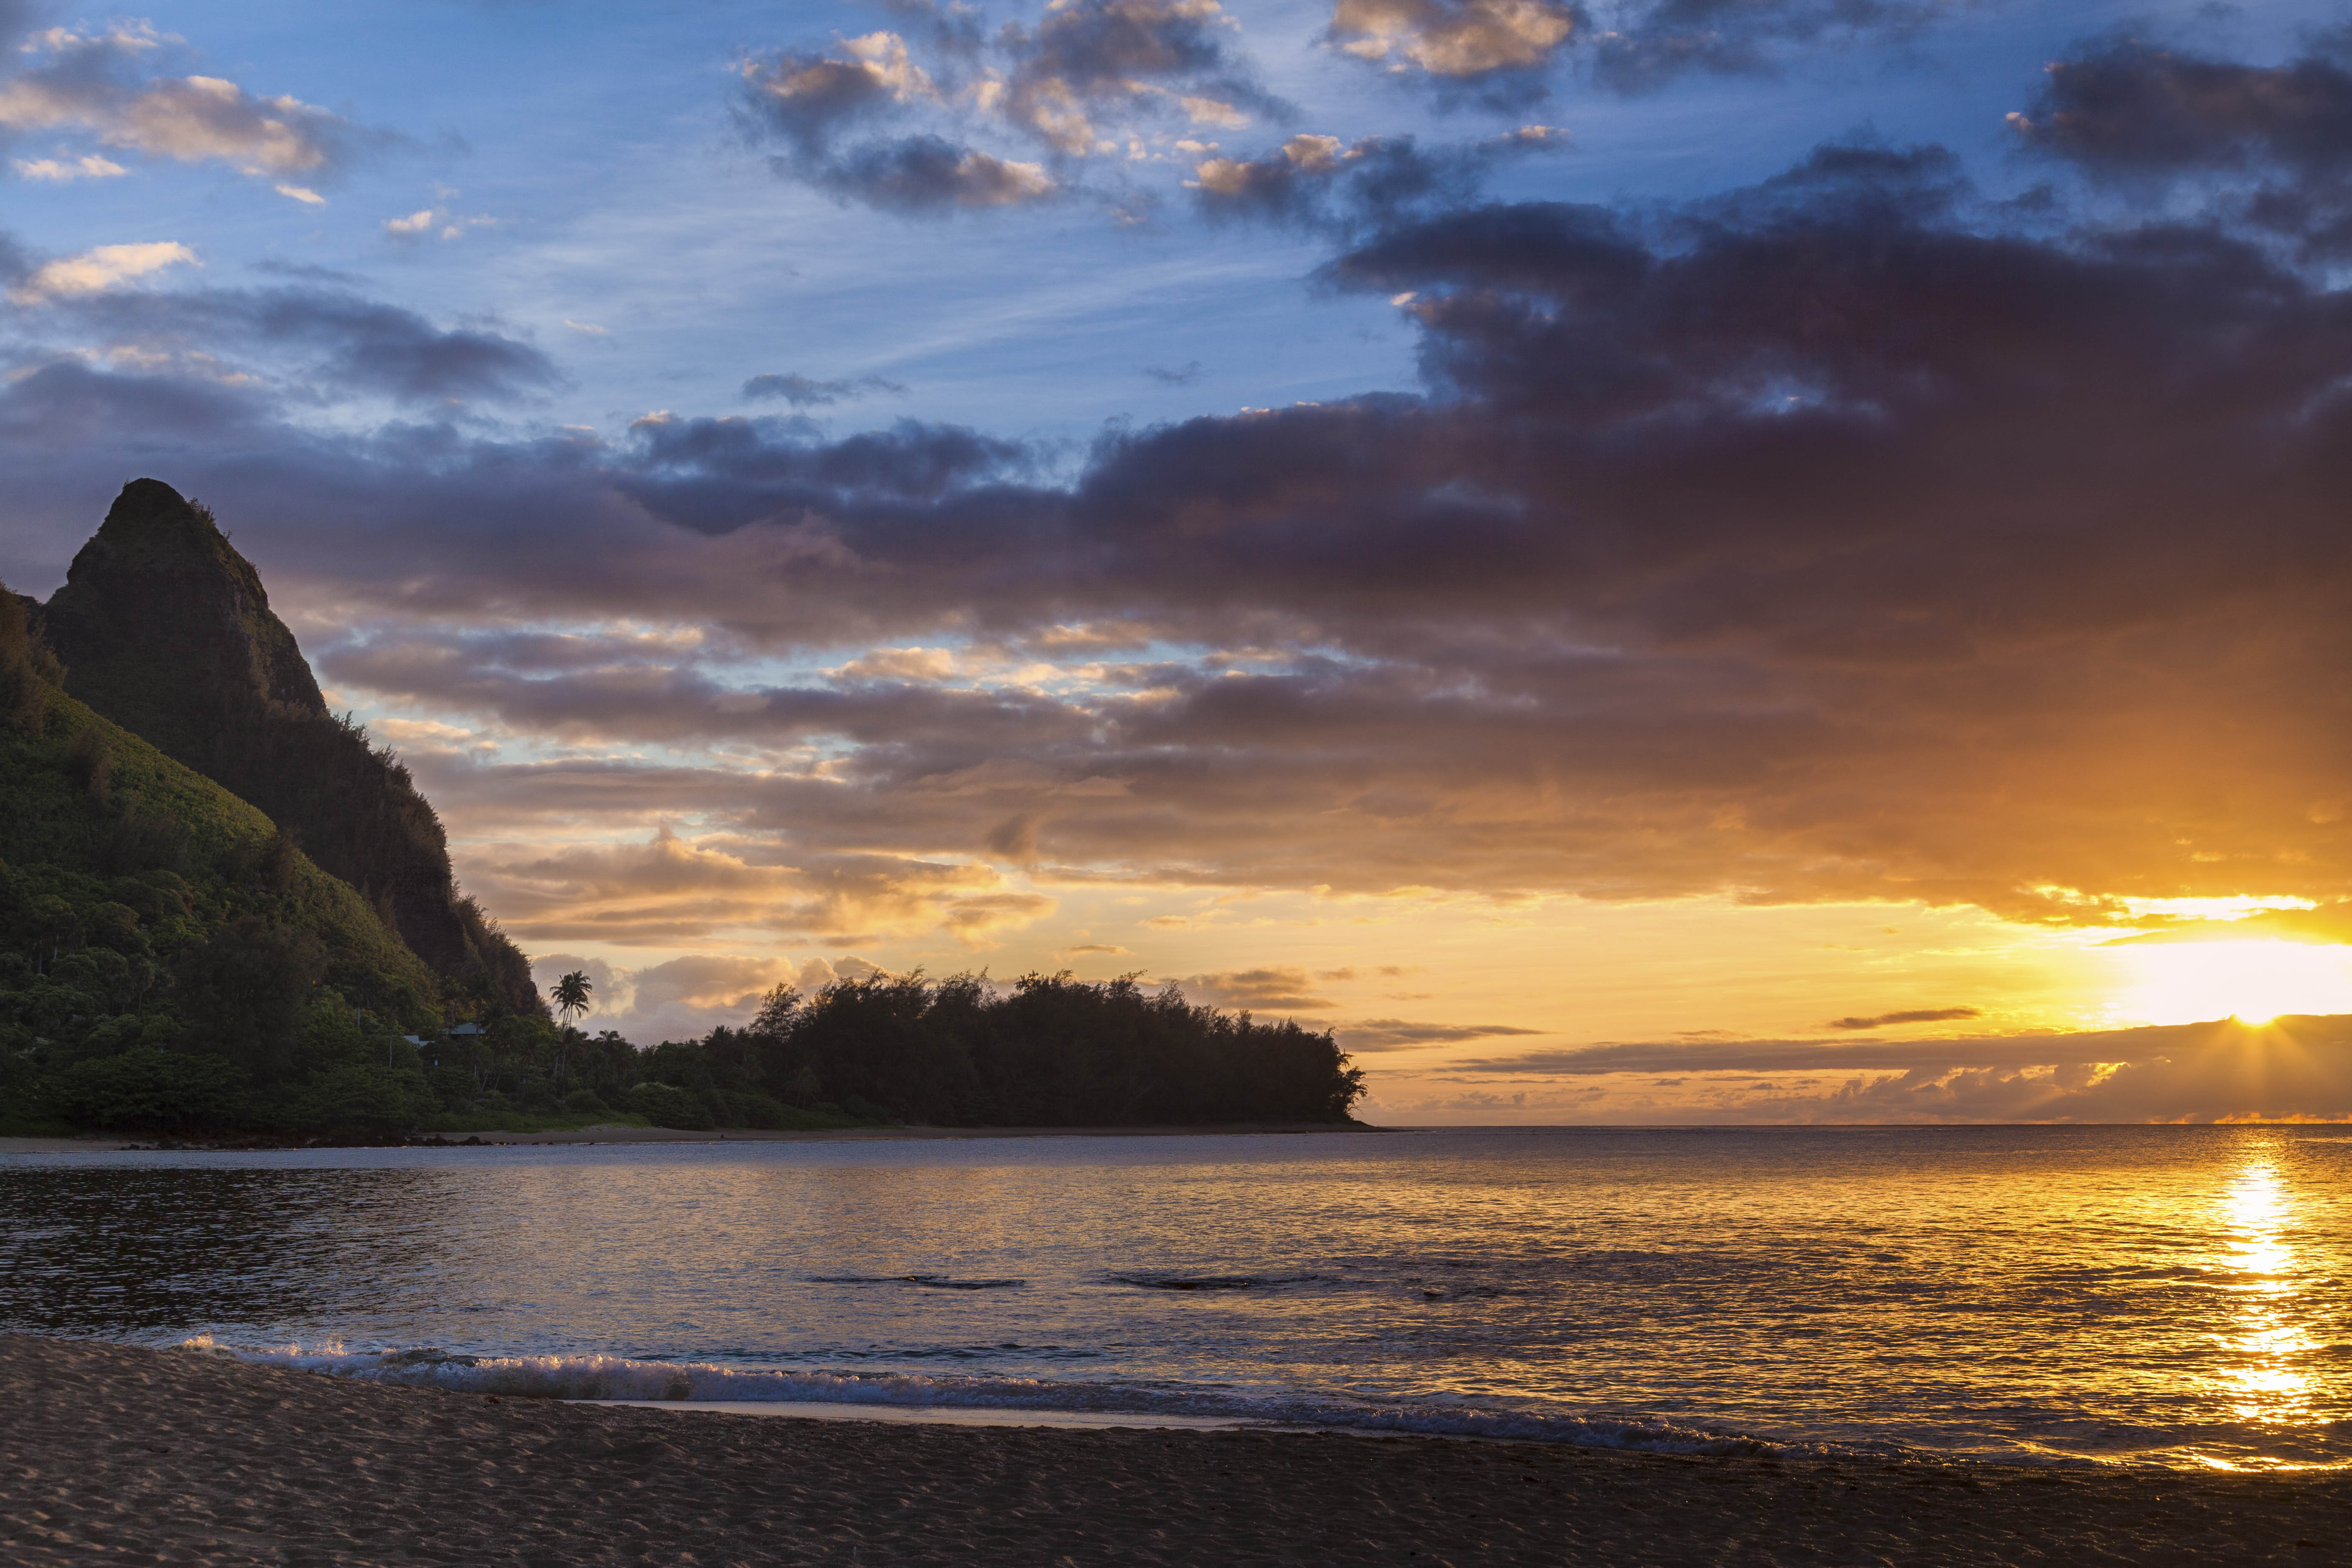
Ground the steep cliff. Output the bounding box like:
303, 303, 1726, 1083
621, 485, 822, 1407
39, 479, 542, 1016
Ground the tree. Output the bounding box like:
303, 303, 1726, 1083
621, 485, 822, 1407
552, 969, 593, 1029
547, 969, 593, 1097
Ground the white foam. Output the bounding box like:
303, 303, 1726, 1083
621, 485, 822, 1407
175, 1337, 1839, 1456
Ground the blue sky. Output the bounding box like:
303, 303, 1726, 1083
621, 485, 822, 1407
9, 0, 2331, 459
8, 0, 2352, 1120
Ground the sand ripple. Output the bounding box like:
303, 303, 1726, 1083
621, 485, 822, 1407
3, 1333, 2346, 1564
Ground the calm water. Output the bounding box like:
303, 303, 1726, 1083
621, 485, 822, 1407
3, 1126, 2347, 1469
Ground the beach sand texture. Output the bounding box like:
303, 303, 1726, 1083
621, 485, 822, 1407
4, 1335, 2346, 1565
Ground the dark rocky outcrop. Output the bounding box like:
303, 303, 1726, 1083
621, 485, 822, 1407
39, 479, 542, 1016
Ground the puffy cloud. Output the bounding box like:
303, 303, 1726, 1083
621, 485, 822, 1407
0, 26, 367, 186
382, 206, 494, 242
1326, 0, 1574, 79
12, 152, 126, 180
742, 32, 1056, 214
744, 33, 941, 164
7, 240, 196, 303
528, 952, 801, 1043
994, 0, 1275, 156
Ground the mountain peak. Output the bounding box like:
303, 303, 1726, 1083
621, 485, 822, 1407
49, 479, 326, 745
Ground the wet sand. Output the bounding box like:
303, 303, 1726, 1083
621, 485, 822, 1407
4, 1334, 2345, 1565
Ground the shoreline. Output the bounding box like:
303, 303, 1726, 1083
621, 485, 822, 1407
0, 1121, 1379, 1153
5, 1335, 2345, 1565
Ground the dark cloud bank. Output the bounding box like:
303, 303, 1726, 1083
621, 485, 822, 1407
6, 28, 2352, 1107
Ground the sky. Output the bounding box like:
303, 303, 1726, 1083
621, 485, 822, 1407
4, 0, 2352, 1123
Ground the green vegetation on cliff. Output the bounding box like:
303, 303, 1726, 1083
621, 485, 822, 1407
0, 588, 451, 1135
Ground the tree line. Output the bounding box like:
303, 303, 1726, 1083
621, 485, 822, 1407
603, 971, 1367, 1130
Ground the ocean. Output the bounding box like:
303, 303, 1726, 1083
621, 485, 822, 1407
3, 1125, 2345, 1470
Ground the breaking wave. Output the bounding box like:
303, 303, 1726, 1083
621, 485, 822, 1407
172, 1336, 1863, 1457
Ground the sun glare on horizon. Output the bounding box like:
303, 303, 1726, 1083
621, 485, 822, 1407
2112, 940, 2352, 1027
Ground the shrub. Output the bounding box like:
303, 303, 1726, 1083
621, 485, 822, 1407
623, 1080, 712, 1130
562, 1087, 609, 1115
284, 1063, 435, 1138
44, 1049, 245, 1133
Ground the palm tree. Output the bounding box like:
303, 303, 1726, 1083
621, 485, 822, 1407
552, 970, 593, 1029
549, 970, 594, 1099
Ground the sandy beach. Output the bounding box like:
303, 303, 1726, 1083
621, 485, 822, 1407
3, 1335, 2344, 1565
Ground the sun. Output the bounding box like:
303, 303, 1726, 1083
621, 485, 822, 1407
2111, 939, 2352, 1026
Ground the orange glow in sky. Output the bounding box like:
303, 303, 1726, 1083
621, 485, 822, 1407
2110, 941, 2352, 1028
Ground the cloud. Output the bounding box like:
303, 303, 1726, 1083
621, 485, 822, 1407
741, 33, 1057, 214
1340, 1017, 1546, 1050
528, 951, 799, 1043
1325, 0, 1956, 98
8, 76, 2352, 952
743, 371, 910, 407
7, 240, 196, 303
1191, 125, 1559, 235
1062, 942, 1134, 956
743, 33, 940, 166
0, 26, 370, 186
993, 0, 1277, 156
1142, 360, 1203, 384
469, 824, 1047, 949
2010, 33, 2352, 259
740, 0, 1279, 214
1440, 1016, 2352, 1123
1172, 967, 1336, 1010
13, 152, 126, 180
24, 283, 561, 402
816, 133, 1056, 213
939, 890, 1057, 944
1825, 1006, 1981, 1030
382, 206, 495, 242
1326, 0, 1573, 80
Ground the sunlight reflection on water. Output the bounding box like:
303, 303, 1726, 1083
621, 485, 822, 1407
2203, 1150, 2324, 1464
